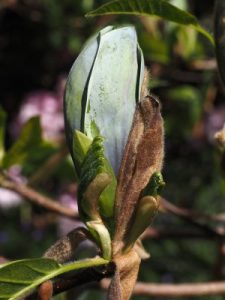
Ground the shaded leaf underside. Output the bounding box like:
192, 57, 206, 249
86, 0, 214, 45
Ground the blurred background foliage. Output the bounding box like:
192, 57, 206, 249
0, 0, 225, 299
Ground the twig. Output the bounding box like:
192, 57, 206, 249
0, 175, 78, 219
190, 59, 217, 71
160, 198, 221, 238
26, 263, 114, 299
28, 266, 225, 298
161, 198, 212, 222
101, 279, 225, 297
213, 241, 225, 279
142, 227, 217, 240
53, 263, 114, 295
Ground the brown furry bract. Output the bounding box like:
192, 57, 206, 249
113, 95, 164, 254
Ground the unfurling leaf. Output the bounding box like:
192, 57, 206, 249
72, 130, 93, 178
142, 171, 165, 197
78, 136, 116, 222
81, 173, 112, 220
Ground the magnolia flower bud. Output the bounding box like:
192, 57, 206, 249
63, 25, 165, 273
64, 26, 144, 175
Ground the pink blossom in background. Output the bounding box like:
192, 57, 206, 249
0, 165, 26, 209
58, 191, 97, 256
0, 189, 22, 209
205, 106, 225, 142
11, 76, 66, 141
58, 190, 82, 237
8, 165, 27, 184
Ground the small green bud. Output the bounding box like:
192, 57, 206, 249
143, 172, 165, 197
124, 196, 159, 250
123, 172, 165, 250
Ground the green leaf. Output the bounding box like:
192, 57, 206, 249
78, 136, 116, 220
72, 131, 116, 222
0, 257, 108, 300
2, 117, 49, 169
72, 130, 93, 178
86, 0, 214, 45
0, 107, 6, 164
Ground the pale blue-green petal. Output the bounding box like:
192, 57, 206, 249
64, 26, 114, 155
137, 43, 145, 99
84, 26, 142, 174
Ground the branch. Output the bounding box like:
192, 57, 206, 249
53, 263, 114, 295
26, 263, 114, 299
28, 266, 225, 299
101, 279, 225, 297
0, 174, 78, 219
160, 197, 225, 223
160, 198, 222, 238
142, 227, 217, 240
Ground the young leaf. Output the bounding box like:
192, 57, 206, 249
86, 0, 214, 45
78, 136, 116, 221
0, 257, 108, 300
142, 172, 165, 197
72, 130, 93, 178
0, 107, 6, 164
